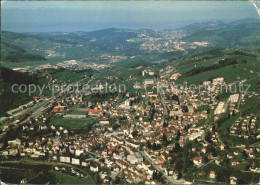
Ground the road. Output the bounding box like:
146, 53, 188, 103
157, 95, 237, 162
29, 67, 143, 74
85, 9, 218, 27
155, 78, 168, 116
139, 150, 189, 184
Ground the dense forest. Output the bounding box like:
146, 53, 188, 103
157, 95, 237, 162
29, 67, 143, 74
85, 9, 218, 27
6, 51, 46, 63
0, 67, 38, 116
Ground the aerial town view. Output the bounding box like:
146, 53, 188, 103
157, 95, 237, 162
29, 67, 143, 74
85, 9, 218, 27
0, 1, 260, 184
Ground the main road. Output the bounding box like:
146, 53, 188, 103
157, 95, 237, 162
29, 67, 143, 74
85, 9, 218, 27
139, 150, 190, 184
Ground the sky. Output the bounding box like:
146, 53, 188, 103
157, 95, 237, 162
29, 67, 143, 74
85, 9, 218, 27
1, 1, 259, 32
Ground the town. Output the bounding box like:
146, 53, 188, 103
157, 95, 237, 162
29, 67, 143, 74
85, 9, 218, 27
1, 62, 259, 184
1, 2, 260, 183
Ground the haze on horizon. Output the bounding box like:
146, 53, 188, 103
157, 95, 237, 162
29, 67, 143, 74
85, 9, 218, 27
1, 1, 259, 32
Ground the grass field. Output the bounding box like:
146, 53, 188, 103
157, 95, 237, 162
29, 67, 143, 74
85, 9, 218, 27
0, 162, 54, 184
50, 171, 93, 184
69, 110, 87, 115
219, 115, 239, 130
48, 117, 96, 128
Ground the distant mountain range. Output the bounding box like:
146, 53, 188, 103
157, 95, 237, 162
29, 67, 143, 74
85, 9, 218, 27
1, 18, 259, 66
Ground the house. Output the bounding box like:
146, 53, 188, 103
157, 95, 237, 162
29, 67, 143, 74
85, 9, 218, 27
208, 154, 214, 159
231, 160, 240, 166
219, 144, 225, 151
127, 154, 141, 164
248, 152, 255, 158
34, 96, 40, 101
88, 109, 104, 116
99, 117, 110, 125
53, 106, 65, 112
82, 162, 88, 167
209, 171, 216, 179
104, 176, 110, 184
193, 157, 202, 167
170, 73, 181, 80
188, 106, 194, 114
71, 158, 80, 165
173, 171, 180, 180
147, 166, 155, 176
230, 176, 237, 184
212, 77, 224, 85
60, 156, 71, 163
157, 157, 165, 164
20, 178, 28, 184
167, 168, 174, 176
144, 79, 154, 86
201, 147, 207, 154
125, 139, 140, 148
161, 152, 171, 161
90, 163, 99, 172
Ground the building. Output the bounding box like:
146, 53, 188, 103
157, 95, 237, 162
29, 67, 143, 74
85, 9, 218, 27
229, 94, 239, 104
213, 77, 224, 85
60, 156, 71, 163
188, 106, 194, 114
88, 109, 104, 116
144, 79, 154, 86
193, 157, 202, 167
64, 114, 86, 119
90, 163, 99, 172
214, 101, 226, 115
170, 73, 181, 80
230, 177, 237, 184
210, 171, 216, 179
71, 158, 80, 165
99, 117, 110, 125
53, 106, 65, 112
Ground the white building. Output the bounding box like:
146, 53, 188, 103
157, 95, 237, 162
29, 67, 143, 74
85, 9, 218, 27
60, 156, 71, 163
214, 101, 226, 115
72, 158, 80, 165
213, 77, 224, 85
229, 94, 239, 104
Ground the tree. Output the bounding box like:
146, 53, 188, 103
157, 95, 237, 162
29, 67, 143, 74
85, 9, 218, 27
147, 140, 151, 149
223, 157, 230, 167
173, 143, 181, 153
152, 143, 157, 150
162, 133, 168, 147
216, 171, 225, 182
152, 171, 157, 179
176, 130, 181, 141
205, 132, 212, 143
182, 105, 189, 113
202, 155, 209, 163
207, 107, 210, 114
175, 158, 183, 171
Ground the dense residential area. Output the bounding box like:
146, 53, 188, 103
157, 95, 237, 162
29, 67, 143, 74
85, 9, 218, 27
1, 56, 260, 184
1, 2, 260, 184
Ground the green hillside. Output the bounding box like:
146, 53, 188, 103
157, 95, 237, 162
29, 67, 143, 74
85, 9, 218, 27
0, 67, 39, 116
181, 19, 260, 50
165, 48, 260, 116
0, 67, 93, 116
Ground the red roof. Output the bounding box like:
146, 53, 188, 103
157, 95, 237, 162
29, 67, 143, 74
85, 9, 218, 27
34, 96, 40, 100
157, 157, 165, 164
53, 107, 60, 112
88, 109, 104, 115
210, 171, 216, 174
194, 157, 201, 161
